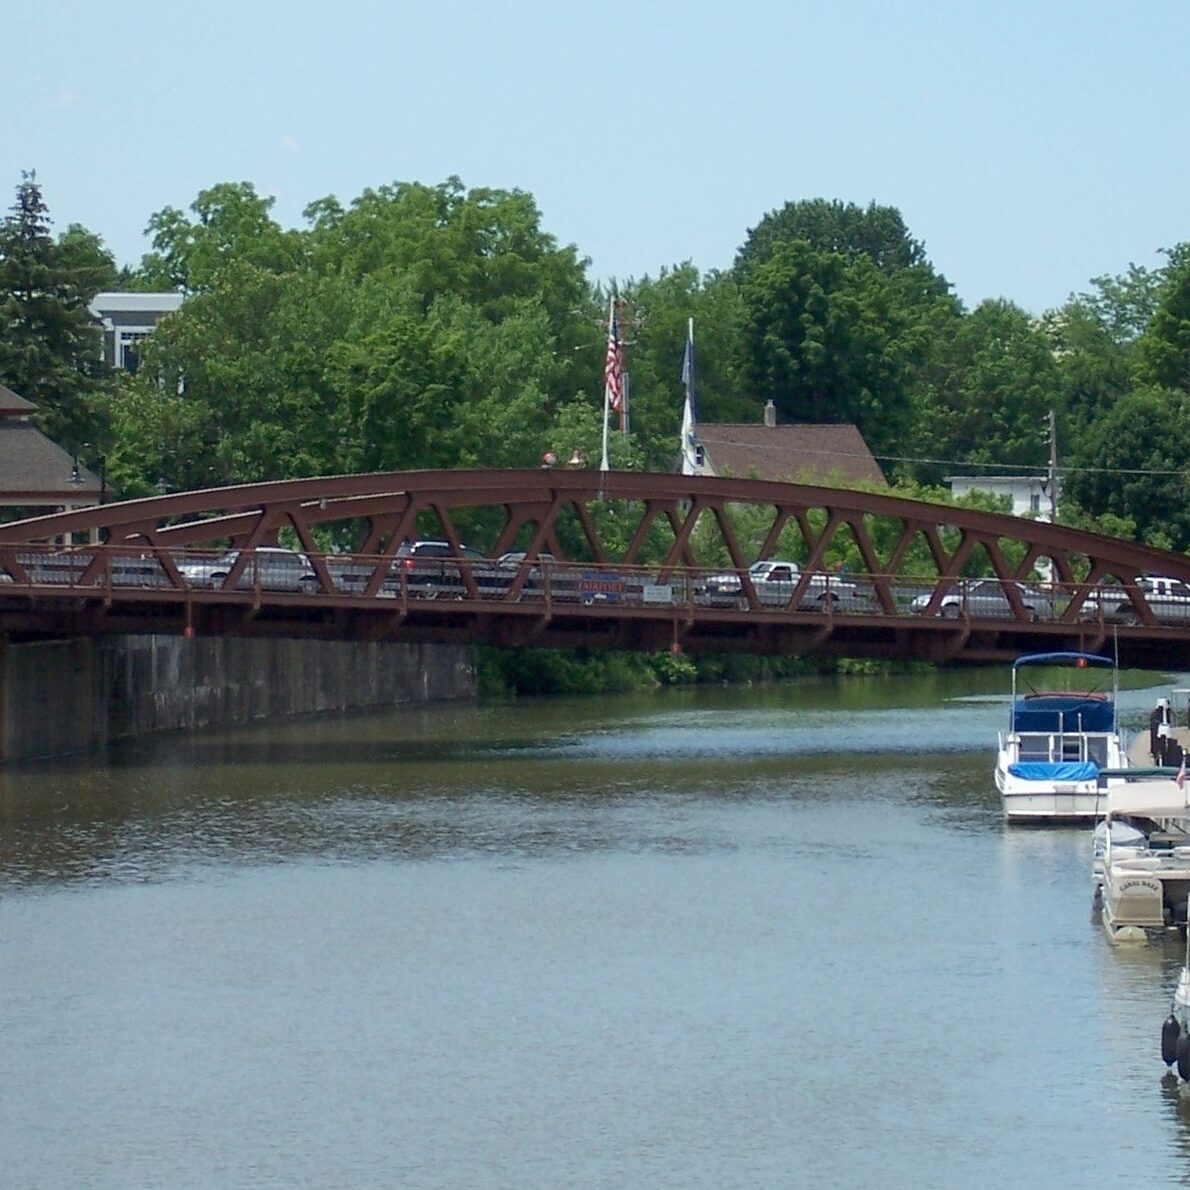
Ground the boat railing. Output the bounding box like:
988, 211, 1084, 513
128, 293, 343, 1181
1014, 731, 1096, 764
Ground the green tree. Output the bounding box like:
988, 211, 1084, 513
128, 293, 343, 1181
139, 181, 303, 293
1062, 385, 1190, 550
738, 239, 921, 455
120, 176, 600, 492
130, 261, 347, 486
56, 223, 119, 294
0, 172, 106, 446
736, 198, 938, 280
1076, 261, 1168, 343
913, 299, 1061, 483
611, 265, 749, 469
1135, 252, 1190, 392
1042, 298, 1132, 434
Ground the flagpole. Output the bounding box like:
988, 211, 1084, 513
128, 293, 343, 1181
600, 293, 614, 473
680, 317, 697, 474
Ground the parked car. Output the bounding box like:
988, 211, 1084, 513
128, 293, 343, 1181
910, 578, 1057, 621
494, 553, 660, 604
175, 547, 320, 592
495, 551, 555, 597
695, 560, 861, 611
14, 549, 169, 588
1082, 575, 1190, 625
394, 540, 504, 598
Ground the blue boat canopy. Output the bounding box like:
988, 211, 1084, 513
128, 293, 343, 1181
1008, 760, 1100, 782
1012, 652, 1114, 669
1011, 694, 1115, 733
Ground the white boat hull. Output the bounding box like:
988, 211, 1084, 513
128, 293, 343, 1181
995, 652, 1128, 823
996, 761, 1116, 822
1000, 788, 1106, 822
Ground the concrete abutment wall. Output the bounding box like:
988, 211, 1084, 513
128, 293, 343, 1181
0, 635, 477, 761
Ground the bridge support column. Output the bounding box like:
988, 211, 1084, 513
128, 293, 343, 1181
0, 634, 476, 763
0, 634, 104, 761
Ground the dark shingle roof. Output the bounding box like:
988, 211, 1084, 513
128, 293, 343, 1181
696, 423, 887, 487
0, 386, 101, 499
0, 383, 37, 415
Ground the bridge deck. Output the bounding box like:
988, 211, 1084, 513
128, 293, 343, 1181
1, 469, 1188, 667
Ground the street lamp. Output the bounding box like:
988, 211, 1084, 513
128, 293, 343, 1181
69, 445, 107, 504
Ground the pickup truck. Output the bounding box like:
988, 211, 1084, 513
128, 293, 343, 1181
695, 560, 861, 611
1078, 575, 1190, 625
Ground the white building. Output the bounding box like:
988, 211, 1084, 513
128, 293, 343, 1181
90, 292, 183, 373
946, 474, 1060, 522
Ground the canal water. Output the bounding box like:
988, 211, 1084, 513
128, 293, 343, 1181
3, 668, 1190, 1187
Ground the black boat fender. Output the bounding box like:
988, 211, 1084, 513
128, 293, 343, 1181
1176, 1033, 1190, 1081
1163, 1014, 1181, 1066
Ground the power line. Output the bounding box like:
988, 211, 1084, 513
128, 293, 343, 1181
700, 433, 1189, 479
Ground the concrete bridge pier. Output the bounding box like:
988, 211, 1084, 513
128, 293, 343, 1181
0, 634, 477, 762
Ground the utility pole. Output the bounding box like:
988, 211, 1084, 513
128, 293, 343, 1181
1047, 409, 1059, 523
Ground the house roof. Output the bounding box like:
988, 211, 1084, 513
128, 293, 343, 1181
0, 383, 37, 416
90, 292, 184, 315
696, 422, 887, 487
946, 475, 1049, 485
0, 387, 102, 501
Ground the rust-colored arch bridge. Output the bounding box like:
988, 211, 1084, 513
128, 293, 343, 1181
2, 469, 1190, 669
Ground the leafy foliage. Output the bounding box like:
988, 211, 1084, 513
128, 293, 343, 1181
738, 240, 921, 455
1062, 385, 1190, 550
0, 173, 108, 446
912, 299, 1061, 483
737, 198, 936, 278
11, 167, 1190, 605
1135, 255, 1190, 391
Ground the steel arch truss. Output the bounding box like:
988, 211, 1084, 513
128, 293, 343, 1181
1, 469, 1189, 664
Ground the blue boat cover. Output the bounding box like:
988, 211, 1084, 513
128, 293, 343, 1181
1008, 760, 1100, 782
1011, 695, 1114, 734
1012, 652, 1113, 669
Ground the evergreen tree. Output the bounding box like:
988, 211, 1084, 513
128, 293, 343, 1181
0, 172, 106, 446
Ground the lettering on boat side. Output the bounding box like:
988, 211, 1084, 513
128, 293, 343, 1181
1118, 878, 1163, 895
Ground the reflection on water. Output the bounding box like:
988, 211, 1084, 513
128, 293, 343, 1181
2, 667, 1190, 1187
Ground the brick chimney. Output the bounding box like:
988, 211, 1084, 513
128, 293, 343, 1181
764, 400, 776, 427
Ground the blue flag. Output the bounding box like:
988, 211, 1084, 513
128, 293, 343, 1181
680, 328, 697, 422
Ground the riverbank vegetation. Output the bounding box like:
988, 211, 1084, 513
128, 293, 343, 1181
3, 171, 1190, 693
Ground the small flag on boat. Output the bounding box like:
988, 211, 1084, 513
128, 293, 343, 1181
1177, 753, 1186, 790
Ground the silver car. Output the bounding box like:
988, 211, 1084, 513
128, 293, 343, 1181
176, 547, 320, 592
911, 578, 1057, 621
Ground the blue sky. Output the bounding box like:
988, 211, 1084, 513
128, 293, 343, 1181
8, 0, 1189, 313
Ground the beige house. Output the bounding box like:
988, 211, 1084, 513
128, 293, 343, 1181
682, 400, 886, 487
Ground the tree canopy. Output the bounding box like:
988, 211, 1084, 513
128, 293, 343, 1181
0, 173, 107, 446
5, 170, 1190, 558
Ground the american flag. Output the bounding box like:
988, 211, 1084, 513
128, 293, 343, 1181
604, 305, 623, 414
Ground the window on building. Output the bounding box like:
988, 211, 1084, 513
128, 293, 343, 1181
116, 331, 152, 374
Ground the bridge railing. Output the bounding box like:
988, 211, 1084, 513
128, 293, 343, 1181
2, 544, 1189, 630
